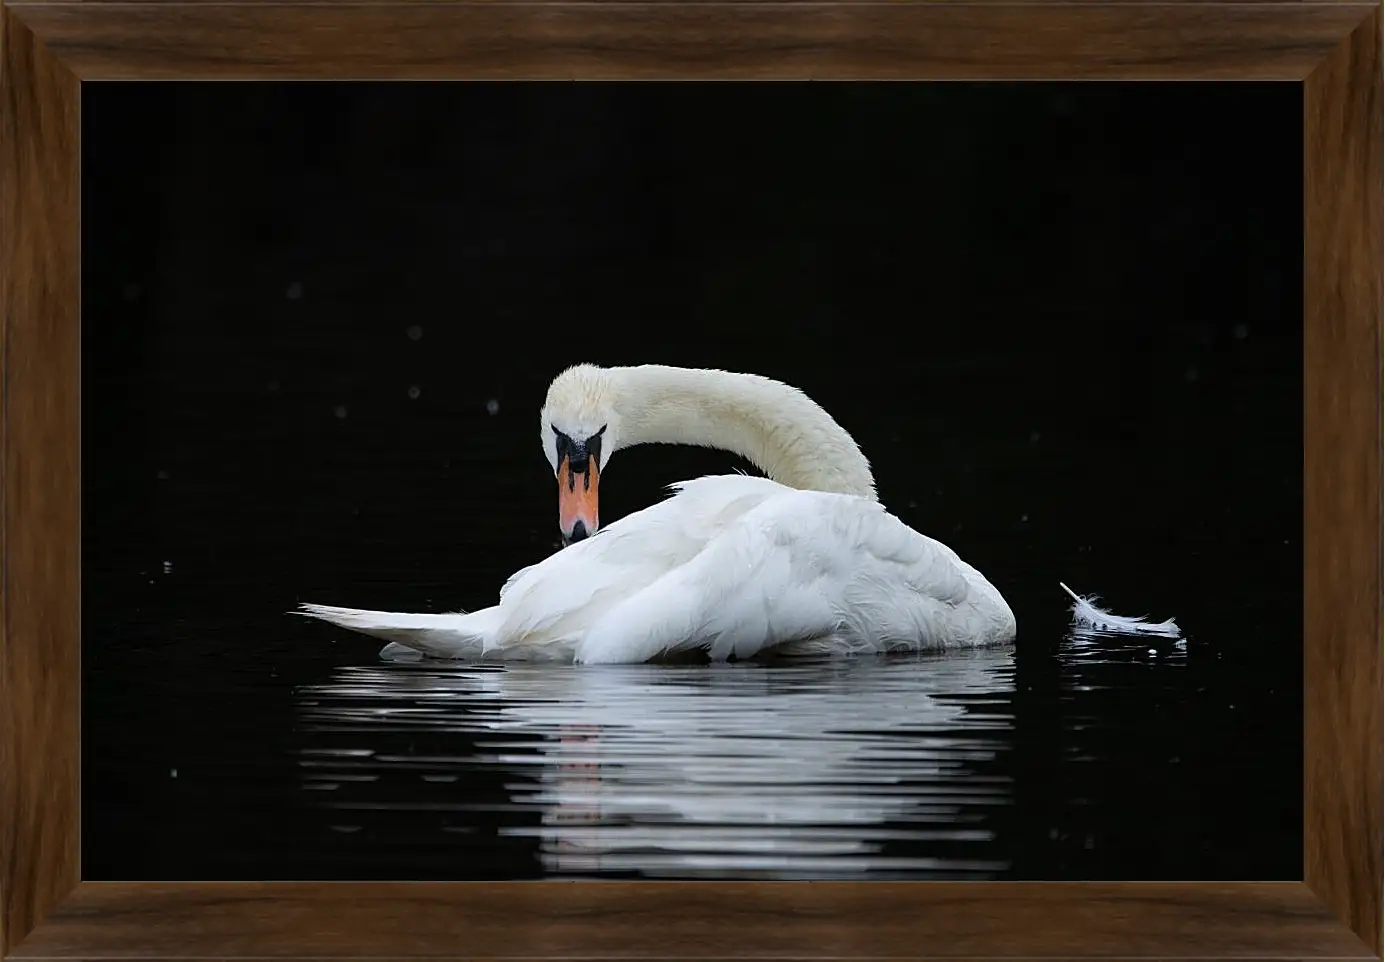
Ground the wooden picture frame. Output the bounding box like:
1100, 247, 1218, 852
1, 2, 1380, 959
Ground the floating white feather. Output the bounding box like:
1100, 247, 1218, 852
1059, 582, 1181, 638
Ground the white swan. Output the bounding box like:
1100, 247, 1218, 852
296, 364, 1017, 664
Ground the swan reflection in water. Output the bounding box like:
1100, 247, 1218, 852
295, 649, 1017, 879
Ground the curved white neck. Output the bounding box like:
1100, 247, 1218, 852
609, 365, 877, 500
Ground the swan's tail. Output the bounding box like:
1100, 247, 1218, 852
293, 603, 503, 659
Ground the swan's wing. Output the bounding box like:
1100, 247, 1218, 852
498, 564, 537, 603
575, 490, 1011, 664
846, 500, 974, 602
824, 500, 1014, 650
828, 501, 1004, 646
493, 475, 787, 646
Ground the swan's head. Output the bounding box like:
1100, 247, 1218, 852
539, 364, 619, 545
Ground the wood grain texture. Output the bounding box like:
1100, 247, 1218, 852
0, 0, 1381, 959
2, 3, 1372, 80
1303, 5, 1384, 958
7, 882, 1379, 959
0, 6, 81, 960
6, 0, 1366, 5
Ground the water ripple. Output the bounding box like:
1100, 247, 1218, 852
295, 649, 1017, 879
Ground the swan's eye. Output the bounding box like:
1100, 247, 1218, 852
551, 425, 606, 475
551, 425, 569, 465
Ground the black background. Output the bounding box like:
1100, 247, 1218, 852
82, 82, 1302, 880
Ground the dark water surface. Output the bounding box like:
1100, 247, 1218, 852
84, 548, 1297, 881
294, 640, 1204, 880
82, 82, 1302, 880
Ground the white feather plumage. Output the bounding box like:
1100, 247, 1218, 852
1059, 582, 1181, 638
294, 364, 1018, 664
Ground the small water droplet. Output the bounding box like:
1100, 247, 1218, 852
1184, 366, 1199, 382
906, 500, 918, 509
267, 380, 280, 394
408, 385, 421, 400
286, 281, 303, 300
1233, 324, 1249, 340
407, 325, 423, 341
170, 768, 177, 778
1021, 514, 1029, 522
156, 470, 170, 480
334, 405, 348, 419
486, 398, 500, 415
1029, 431, 1042, 443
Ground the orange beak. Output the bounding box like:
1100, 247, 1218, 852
558, 455, 599, 543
